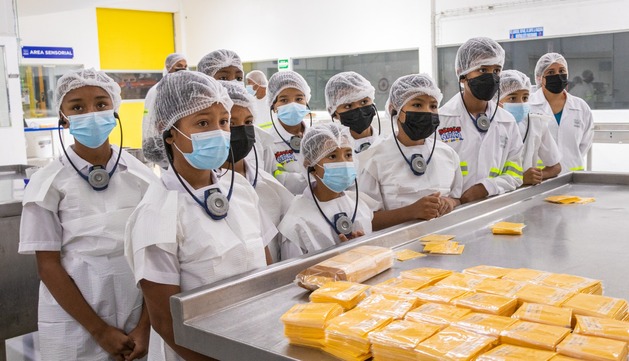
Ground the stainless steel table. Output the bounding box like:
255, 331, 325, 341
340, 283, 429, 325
170, 172, 629, 361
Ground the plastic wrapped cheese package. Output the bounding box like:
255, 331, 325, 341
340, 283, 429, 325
515, 283, 575, 307
295, 245, 394, 290
399, 267, 453, 284
462, 265, 512, 279
309, 281, 369, 310
405, 302, 472, 327
368, 320, 441, 361
491, 221, 526, 235
549, 355, 581, 361
280, 302, 344, 348
574, 315, 629, 343
451, 292, 518, 316
355, 293, 419, 320
561, 293, 628, 320
324, 308, 392, 361
539, 273, 603, 295
415, 326, 498, 361
476, 344, 557, 361
475, 278, 526, 298
412, 286, 471, 304
503, 268, 552, 283
435, 272, 488, 291
556, 333, 628, 361
500, 320, 571, 351
453, 312, 518, 337
370, 277, 430, 295
511, 302, 573, 328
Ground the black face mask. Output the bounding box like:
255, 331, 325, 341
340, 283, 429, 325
544, 74, 569, 94
400, 111, 440, 141
466, 73, 500, 101
338, 104, 375, 134
229, 125, 256, 163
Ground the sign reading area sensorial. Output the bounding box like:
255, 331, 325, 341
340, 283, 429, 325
22, 46, 74, 59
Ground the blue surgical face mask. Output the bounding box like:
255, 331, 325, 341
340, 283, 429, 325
65, 109, 117, 148
502, 102, 530, 123
277, 102, 309, 126
316, 161, 356, 193
173, 127, 231, 170
245, 85, 256, 96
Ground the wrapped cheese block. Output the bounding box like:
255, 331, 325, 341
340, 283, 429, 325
280, 302, 343, 348
368, 320, 440, 361
454, 312, 518, 337
574, 315, 629, 343
503, 268, 552, 283
324, 308, 392, 361
405, 302, 472, 327
491, 222, 525, 235
355, 293, 419, 320
556, 333, 628, 361
475, 278, 526, 298
539, 273, 603, 295
463, 265, 512, 279
451, 292, 518, 316
511, 303, 573, 328
515, 283, 575, 307
435, 273, 488, 291
412, 286, 471, 305
562, 293, 628, 320
370, 277, 430, 295
415, 326, 498, 361
309, 281, 369, 310
476, 344, 557, 361
549, 356, 581, 361
399, 267, 453, 284
500, 320, 571, 351
295, 245, 394, 290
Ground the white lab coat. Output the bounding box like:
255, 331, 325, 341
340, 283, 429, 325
245, 125, 277, 173
517, 112, 562, 171
438, 94, 524, 196
19, 146, 156, 361
278, 182, 378, 260
353, 127, 382, 154
125, 167, 269, 361
251, 94, 273, 128
358, 133, 463, 211
529, 89, 594, 173
264, 119, 308, 195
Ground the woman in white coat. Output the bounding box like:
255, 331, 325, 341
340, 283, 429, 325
19, 69, 155, 361
528, 52, 594, 174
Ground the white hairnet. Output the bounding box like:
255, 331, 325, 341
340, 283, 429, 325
267, 71, 312, 107
324, 71, 375, 115
164, 53, 186, 73
302, 122, 354, 167
534, 52, 568, 86
54, 68, 122, 113
197, 49, 243, 77
455, 37, 505, 77
143, 71, 233, 163
389, 73, 443, 112
219, 80, 256, 116
246, 70, 268, 87
499, 70, 532, 98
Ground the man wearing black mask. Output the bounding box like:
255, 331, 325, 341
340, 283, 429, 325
437, 37, 524, 204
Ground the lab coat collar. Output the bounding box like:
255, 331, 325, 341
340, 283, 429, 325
440, 93, 509, 122
271, 118, 305, 142
62, 144, 127, 175
161, 165, 224, 198
530, 89, 580, 111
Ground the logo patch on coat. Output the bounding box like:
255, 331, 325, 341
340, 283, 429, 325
275, 149, 297, 165
439, 126, 464, 143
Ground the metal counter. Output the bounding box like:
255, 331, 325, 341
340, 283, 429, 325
170, 172, 629, 361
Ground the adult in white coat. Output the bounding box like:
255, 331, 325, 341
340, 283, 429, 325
128, 71, 274, 361
19, 69, 155, 361
529, 52, 594, 173
437, 37, 524, 203
325, 71, 382, 154
245, 70, 274, 129
359, 73, 463, 224
278, 123, 378, 259
498, 70, 562, 185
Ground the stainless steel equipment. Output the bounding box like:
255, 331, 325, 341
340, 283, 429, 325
170, 172, 629, 361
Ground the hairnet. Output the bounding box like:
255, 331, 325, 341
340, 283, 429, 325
219, 80, 256, 116
164, 53, 186, 73
455, 37, 505, 77
499, 70, 532, 98
324, 71, 375, 116
143, 71, 233, 163
267, 71, 312, 107
389, 73, 443, 112
246, 70, 268, 87
534, 52, 568, 86
54, 68, 122, 113
302, 122, 354, 167
197, 49, 243, 77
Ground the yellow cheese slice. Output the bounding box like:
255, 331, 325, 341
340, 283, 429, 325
491, 222, 526, 235
476, 344, 557, 361
405, 302, 472, 327
420, 234, 456, 242
395, 249, 427, 261
399, 267, 453, 284
371, 277, 431, 295
435, 273, 488, 291
540, 273, 602, 294
503, 268, 552, 283
310, 281, 370, 310
415, 326, 498, 361
454, 312, 518, 337
452, 292, 518, 316
355, 293, 419, 320
412, 286, 471, 304
511, 302, 573, 328
545, 195, 581, 204
475, 278, 526, 298
426, 242, 465, 255
462, 265, 512, 279
556, 333, 628, 361
562, 293, 629, 320
515, 283, 575, 307
500, 320, 571, 351
368, 319, 441, 350
574, 315, 629, 343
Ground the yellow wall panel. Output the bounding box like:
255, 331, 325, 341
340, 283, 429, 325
109, 101, 145, 148
96, 8, 174, 70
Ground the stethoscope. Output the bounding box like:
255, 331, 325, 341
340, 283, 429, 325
58, 113, 122, 191
306, 170, 359, 236
522, 114, 531, 143
390, 110, 438, 176
162, 130, 235, 220
460, 89, 500, 133
269, 104, 313, 153
219, 141, 259, 188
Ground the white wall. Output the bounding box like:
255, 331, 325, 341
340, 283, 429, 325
0, 35, 27, 165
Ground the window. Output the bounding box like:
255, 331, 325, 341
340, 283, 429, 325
19, 64, 82, 119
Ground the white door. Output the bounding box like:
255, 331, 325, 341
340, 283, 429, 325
0, 36, 27, 165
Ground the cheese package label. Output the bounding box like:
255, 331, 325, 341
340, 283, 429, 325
500, 321, 571, 351
476, 344, 557, 361
511, 302, 573, 328
556, 333, 628, 361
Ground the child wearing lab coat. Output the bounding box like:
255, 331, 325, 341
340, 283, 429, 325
359, 74, 463, 224
528, 52, 594, 174
437, 37, 524, 203
127, 71, 275, 361
19, 69, 155, 361
498, 70, 562, 185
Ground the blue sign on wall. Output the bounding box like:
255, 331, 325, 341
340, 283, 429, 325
22, 46, 74, 59
509, 27, 544, 39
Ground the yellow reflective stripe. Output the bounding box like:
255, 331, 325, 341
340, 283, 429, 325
460, 161, 469, 176
489, 167, 501, 178
536, 159, 545, 169
570, 166, 585, 171
259, 121, 273, 130
502, 161, 524, 179
273, 163, 286, 178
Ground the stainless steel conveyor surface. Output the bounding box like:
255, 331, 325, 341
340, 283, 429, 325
170, 172, 629, 361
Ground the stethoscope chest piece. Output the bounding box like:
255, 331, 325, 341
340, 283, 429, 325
334, 212, 353, 236
205, 189, 229, 218
476, 114, 491, 132
410, 154, 427, 175
88, 166, 110, 190
289, 136, 302, 153
357, 142, 371, 153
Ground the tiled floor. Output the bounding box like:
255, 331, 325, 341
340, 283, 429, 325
4, 332, 40, 361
